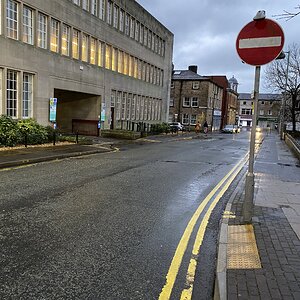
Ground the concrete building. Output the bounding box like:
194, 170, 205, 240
0, 0, 173, 134
169, 66, 224, 132
208, 75, 239, 129
238, 93, 281, 129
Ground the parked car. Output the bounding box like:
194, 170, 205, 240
221, 125, 236, 133
168, 122, 185, 132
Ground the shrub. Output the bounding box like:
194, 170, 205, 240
17, 118, 49, 145
151, 122, 170, 134
0, 115, 22, 147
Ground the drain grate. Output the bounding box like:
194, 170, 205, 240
227, 225, 261, 269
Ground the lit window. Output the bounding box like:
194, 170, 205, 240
6, 70, 18, 117
23, 73, 33, 118
112, 48, 118, 71
50, 19, 59, 53
129, 56, 134, 77
72, 29, 80, 59
117, 50, 123, 73
119, 10, 124, 32
91, 0, 97, 15
113, 5, 118, 28
99, 0, 105, 20
105, 44, 112, 69
62, 24, 70, 56
123, 53, 129, 75
98, 41, 104, 67
23, 6, 34, 45
134, 58, 138, 79
90, 38, 97, 64
6, 0, 18, 40
37, 13, 47, 49
82, 33, 89, 62
192, 81, 199, 89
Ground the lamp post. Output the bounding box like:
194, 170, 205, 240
279, 51, 290, 139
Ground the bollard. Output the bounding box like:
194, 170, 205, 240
53, 131, 56, 145
24, 133, 28, 148
76, 131, 79, 144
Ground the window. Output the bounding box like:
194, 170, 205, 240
136, 95, 140, 120
125, 14, 129, 35
135, 21, 140, 42
190, 115, 197, 125
130, 17, 135, 38
129, 56, 134, 77
144, 97, 148, 120
123, 53, 129, 75
121, 93, 127, 120
82, 0, 89, 11
131, 95, 136, 120
62, 24, 70, 56
268, 110, 272, 115
112, 48, 118, 71
113, 5, 118, 28
91, 0, 97, 15
0, 69, 3, 114
105, 44, 112, 69
73, 0, 80, 5
138, 60, 142, 80
259, 110, 264, 115
82, 33, 89, 62
183, 97, 190, 107
139, 25, 144, 44
191, 97, 198, 107
143, 27, 148, 46
37, 13, 47, 49
192, 81, 199, 89
261, 101, 265, 105
106, 1, 112, 25
119, 10, 124, 32
134, 58, 138, 79
147, 30, 151, 48
111, 90, 116, 108
23, 73, 33, 118
241, 108, 252, 115
99, 0, 105, 20
98, 41, 104, 67
23, 6, 33, 45
6, 70, 18, 117
50, 19, 59, 53
126, 94, 132, 120
72, 29, 80, 59
169, 98, 174, 107
170, 81, 174, 88
116, 91, 121, 120
90, 38, 97, 64
140, 96, 144, 120
6, 0, 18, 40
117, 50, 123, 73
243, 101, 246, 105
182, 114, 189, 125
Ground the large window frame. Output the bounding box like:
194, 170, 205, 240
6, 0, 18, 40
72, 29, 80, 59
37, 13, 47, 49
50, 18, 59, 53
81, 33, 89, 62
6, 70, 18, 118
62, 24, 70, 56
22, 73, 33, 118
22, 6, 34, 45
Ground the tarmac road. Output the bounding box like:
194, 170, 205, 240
0, 132, 250, 299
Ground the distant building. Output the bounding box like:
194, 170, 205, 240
208, 75, 239, 129
238, 93, 282, 128
169, 66, 223, 131
0, 0, 173, 134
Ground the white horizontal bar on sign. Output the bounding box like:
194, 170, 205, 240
239, 36, 282, 49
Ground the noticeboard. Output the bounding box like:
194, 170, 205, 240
49, 98, 57, 122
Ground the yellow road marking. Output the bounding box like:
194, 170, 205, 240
180, 161, 245, 299
159, 154, 248, 300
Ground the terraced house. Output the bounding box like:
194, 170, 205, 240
0, 0, 173, 134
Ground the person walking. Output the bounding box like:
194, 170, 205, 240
195, 122, 200, 134
203, 121, 208, 134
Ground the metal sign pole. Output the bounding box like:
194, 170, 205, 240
243, 65, 260, 223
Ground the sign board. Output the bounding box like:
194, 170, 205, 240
236, 18, 284, 66
101, 109, 106, 121
49, 98, 57, 122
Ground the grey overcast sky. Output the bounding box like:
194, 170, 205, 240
137, 0, 299, 93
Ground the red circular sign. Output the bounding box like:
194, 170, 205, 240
236, 18, 284, 66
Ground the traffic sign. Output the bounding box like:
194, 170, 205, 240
236, 18, 284, 66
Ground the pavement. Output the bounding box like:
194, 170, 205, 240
1, 131, 300, 299
215, 133, 300, 300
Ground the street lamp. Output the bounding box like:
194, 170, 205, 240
278, 51, 290, 139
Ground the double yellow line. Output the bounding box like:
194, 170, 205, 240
159, 154, 248, 300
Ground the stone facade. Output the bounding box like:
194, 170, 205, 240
0, 0, 173, 133
169, 66, 223, 131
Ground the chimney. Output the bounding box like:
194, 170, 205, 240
188, 65, 198, 74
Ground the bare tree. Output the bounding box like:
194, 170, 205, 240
265, 44, 300, 132
274, 5, 300, 20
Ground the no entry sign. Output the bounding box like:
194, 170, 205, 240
236, 18, 284, 66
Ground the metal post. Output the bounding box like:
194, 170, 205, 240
280, 51, 290, 140
243, 66, 261, 223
